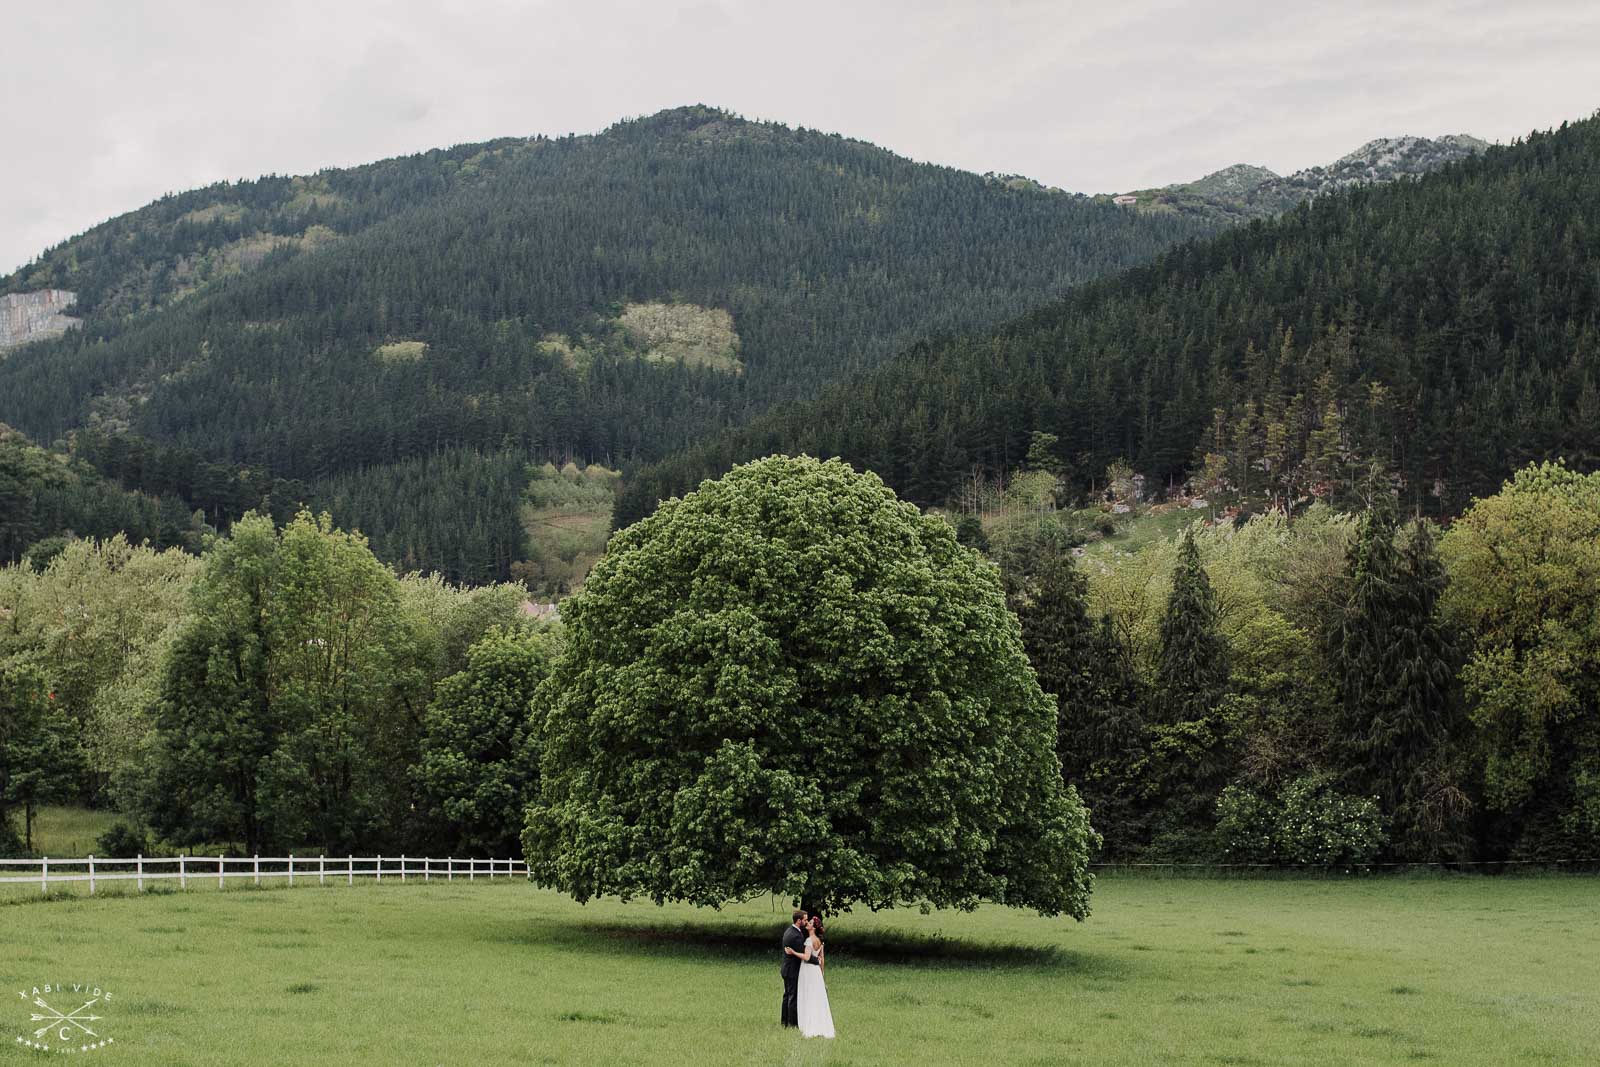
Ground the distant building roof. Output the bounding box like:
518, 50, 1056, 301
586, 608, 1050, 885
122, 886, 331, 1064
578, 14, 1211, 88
519, 600, 560, 619
1113, 195, 1138, 205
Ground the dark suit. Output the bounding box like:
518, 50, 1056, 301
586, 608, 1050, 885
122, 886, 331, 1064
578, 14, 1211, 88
780, 923, 805, 1026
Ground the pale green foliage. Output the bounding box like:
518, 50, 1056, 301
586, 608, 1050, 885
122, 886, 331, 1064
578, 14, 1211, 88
1441, 462, 1600, 829
372, 340, 428, 364
516, 461, 621, 595
540, 302, 743, 375
617, 301, 741, 370
525, 455, 1096, 917
1004, 469, 1061, 513
1084, 508, 1354, 678
0, 535, 199, 804
394, 572, 529, 681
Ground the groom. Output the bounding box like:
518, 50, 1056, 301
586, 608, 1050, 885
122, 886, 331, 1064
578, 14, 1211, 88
780, 908, 808, 1027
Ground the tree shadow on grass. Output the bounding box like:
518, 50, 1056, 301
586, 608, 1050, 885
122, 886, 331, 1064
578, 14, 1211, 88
498, 915, 1125, 977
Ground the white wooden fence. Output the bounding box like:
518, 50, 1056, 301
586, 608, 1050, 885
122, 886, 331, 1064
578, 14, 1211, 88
0, 854, 527, 894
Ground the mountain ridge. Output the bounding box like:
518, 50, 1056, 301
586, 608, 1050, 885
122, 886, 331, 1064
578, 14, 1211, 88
1109, 132, 1488, 222
0, 105, 1218, 579
619, 116, 1599, 526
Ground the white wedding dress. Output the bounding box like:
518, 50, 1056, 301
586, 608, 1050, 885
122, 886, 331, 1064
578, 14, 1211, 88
797, 939, 836, 1039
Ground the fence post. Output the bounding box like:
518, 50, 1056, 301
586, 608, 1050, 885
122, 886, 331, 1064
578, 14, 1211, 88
448, 856, 453, 882
424, 856, 430, 882
217, 855, 223, 890
401, 854, 407, 884
89, 855, 96, 895
41, 856, 48, 894
253, 854, 260, 886
137, 854, 144, 893
348, 855, 354, 887
469, 857, 475, 882
319, 855, 325, 887
377, 855, 382, 884
288, 854, 294, 888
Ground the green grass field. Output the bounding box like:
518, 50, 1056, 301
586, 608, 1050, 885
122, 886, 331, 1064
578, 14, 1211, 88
3, 874, 1596, 1065
19, 806, 121, 858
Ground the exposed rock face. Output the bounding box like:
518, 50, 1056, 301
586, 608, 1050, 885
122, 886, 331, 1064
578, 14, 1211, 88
0, 289, 79, 350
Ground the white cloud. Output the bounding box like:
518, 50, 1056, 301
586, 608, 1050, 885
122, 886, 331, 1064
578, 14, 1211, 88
2, 0, 1597, 273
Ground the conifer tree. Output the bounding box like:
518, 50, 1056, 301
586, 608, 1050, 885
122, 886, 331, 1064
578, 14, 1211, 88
1018, 552, 1100, 750
1332, 501, 1459, 852
1156, 531, 1230, 720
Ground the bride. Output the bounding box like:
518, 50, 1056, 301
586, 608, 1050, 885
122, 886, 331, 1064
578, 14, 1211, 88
797, 915, 836, 1039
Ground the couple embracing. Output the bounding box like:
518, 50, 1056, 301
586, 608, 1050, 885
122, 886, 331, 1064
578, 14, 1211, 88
779, 908, 835, 1038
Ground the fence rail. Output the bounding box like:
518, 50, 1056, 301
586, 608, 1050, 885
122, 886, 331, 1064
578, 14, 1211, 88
0, 854, 527, 894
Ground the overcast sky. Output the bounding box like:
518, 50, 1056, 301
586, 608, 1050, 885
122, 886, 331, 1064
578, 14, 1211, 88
4, 0, 1598, 274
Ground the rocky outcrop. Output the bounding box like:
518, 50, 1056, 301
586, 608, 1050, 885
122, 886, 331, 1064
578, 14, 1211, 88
0, 289, 79, 350
1113, 134, 1488, 222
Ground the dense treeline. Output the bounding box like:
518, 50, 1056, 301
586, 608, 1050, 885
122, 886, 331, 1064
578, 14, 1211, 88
1006, 460, 1600, 865
313, 448, 530, 585
0, 425, 209, 562
0, 519, 547, 856
0, 106, 1212, 498
620, 114, 1600, 525
5, 460, 1596, 870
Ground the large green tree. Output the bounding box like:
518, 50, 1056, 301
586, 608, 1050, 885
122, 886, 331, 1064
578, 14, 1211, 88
1156, 531, 1230, 720
415, 625, 556, 857
1442, 461, 1600, 858
524, 455, 1097, 917
0, 665, 81, 853
1332, 505, 1461, 853
141, 511, 426, 854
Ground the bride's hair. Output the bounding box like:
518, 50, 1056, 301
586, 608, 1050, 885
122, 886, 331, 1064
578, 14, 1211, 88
809, 915, 825, 940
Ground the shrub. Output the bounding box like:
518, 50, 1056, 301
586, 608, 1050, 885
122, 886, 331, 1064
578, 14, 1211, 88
1215, 774, 1386, 866
96, 821, 150, 857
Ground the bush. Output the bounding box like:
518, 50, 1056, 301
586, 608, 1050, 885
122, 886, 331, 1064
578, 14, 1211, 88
1215, 774, 1386, 866
96, 821, 150, 857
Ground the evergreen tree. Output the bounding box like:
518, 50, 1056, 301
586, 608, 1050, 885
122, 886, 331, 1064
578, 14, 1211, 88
1018, 552, 1100, 756
1156, 531, 1229, 720
1332, 502, 1459, 854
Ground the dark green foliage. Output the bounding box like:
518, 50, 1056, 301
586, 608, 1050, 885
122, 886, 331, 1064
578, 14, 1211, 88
1214, 774, 1387, 865
95, 820, 150, 858
622, 115, 1600, 524
1332, 505, 1463, 855
1019, 555, 1149, 858
1019, 553, 1107, 758
0, 425, 207, 563
1156, 533, 1229, 720
139, 513, 426, 854
0, 664, 83, 852
953, 514, 989, 553
524, 456, 1097, 917
314, 448, 531, 585
0, 107, 1212, 583
414, 626, 555, 856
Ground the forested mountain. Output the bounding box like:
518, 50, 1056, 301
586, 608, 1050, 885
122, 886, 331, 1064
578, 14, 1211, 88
0, 424, 212, 563
0, 105, 1216, 449
1111, 133, 1488, 224
0, 106, 1217, 577
620, 115, 1600, 526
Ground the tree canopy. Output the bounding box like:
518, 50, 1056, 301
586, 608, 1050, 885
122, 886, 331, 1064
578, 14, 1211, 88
523, 455, 1097, 916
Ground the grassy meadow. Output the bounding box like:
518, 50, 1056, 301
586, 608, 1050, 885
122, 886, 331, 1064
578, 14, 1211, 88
21, 806, 121, 859
2, 874, 1595, 1065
